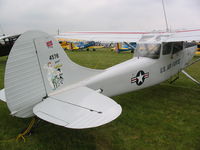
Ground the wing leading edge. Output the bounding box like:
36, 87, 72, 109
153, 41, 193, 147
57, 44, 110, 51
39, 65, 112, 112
57, 29, 200, 43
167, 29, 200, 42
33, 87, 122, 129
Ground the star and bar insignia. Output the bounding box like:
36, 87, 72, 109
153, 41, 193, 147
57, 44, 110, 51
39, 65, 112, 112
131, 70, 149, 86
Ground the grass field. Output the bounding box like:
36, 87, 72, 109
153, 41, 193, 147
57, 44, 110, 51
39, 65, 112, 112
0, 48, 200, 150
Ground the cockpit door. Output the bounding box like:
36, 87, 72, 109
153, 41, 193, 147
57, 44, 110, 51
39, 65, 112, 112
161, 42, 183, 78
170, 42, 184, 74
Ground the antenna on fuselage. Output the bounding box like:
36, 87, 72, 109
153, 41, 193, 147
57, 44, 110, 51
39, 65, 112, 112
162, 0, 169, 32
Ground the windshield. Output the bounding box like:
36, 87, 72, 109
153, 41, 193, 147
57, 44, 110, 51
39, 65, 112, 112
136, 43, 161, 59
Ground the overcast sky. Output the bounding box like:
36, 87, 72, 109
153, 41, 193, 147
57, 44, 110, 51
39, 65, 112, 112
0, 0, 200, 35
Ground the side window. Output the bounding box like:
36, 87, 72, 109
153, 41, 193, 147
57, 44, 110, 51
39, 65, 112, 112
172, 42, 183, 54
163, 42, 172, 55
184, 42, 196, 48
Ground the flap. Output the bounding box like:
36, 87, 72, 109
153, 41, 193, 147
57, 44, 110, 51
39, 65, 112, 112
33, 87, 122, 129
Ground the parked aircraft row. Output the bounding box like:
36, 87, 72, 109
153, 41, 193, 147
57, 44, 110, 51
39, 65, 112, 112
1, 30, 200, 56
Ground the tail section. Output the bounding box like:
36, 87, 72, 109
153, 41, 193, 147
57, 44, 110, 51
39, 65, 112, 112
5, 30, 102, 118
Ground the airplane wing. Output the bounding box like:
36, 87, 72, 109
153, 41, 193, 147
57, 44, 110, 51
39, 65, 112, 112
57, 29, 200, 43
56, 31, 147, 42
0, 89, 6, 102
33, 87, 122, 129
0, 34, 20, 40
166, 29, 200, 42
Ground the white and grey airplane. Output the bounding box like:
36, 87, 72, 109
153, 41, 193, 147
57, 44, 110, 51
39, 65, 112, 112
0, 30, 199, 129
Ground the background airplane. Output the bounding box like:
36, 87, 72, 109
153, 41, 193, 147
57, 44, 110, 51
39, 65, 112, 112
114, 42, 136, 53
0, 34, 20, 56
196, 42, 200, 55
58, 39, 103, 51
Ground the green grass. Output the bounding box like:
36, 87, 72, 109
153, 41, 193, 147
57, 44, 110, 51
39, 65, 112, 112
0, 48, 200, 150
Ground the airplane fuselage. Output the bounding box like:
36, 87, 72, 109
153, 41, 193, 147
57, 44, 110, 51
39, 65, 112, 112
83, 41, 196, 97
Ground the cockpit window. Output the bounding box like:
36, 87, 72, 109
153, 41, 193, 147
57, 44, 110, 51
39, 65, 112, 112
172, 42, 183, 54
136, 43, 161, 59
185, 42, 196, 48
163, 42, 183, 55
163, 43, 172, 55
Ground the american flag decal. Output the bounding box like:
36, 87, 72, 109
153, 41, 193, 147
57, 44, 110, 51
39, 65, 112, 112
131, 70, 149, 86
46, 41, 53, 48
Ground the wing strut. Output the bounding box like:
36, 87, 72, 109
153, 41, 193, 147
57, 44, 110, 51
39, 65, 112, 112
182, 70, 200, 86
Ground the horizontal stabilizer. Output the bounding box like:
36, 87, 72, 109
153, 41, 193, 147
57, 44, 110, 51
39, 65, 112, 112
0, 89, 6, 102
33, 87, 122, 129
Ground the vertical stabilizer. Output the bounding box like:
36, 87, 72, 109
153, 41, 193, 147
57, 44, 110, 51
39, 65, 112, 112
5, 30, 102, 118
